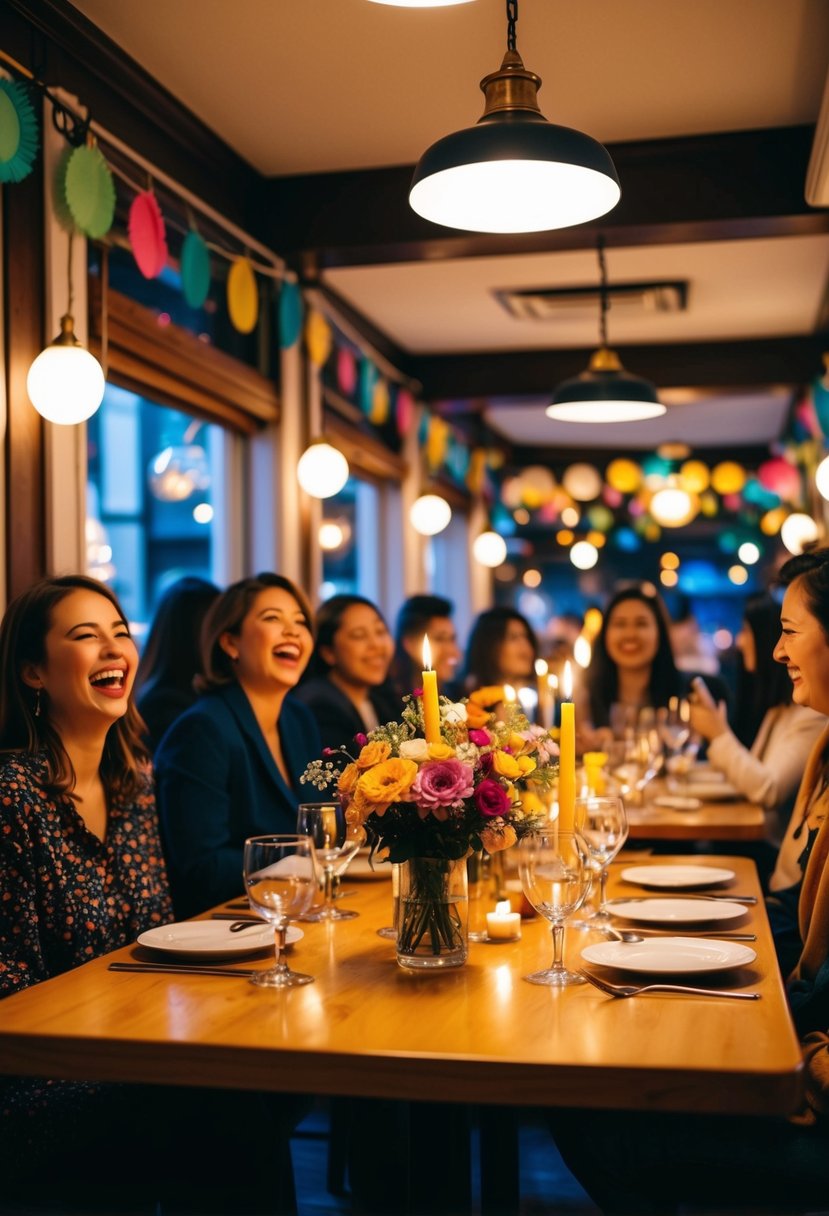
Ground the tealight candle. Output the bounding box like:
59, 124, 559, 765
486, 899, 521, 941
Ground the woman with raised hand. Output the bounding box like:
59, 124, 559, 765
293, 593, 398, 751
155, 572, 320, 918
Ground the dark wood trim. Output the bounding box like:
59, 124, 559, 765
265, 127, 829, 271
408, 335, 829, 400
88, 283, 279, 435
323, 410, 408, 482
3, 166, 47, 597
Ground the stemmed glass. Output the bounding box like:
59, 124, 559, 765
572, 795, 629, 927
243, 834, 317, 988
518, 830, 591, 987
296, 802, 363, 922
657, 696, 691, 755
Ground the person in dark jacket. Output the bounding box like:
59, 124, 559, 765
155, 572, 320, 918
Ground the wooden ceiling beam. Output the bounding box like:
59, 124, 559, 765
262, 127, 829, 272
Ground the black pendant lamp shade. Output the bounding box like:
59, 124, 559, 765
409, 3, 621, 234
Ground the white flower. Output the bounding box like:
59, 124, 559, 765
441, 701, 467, 724
399, 738, 430, 761
454, 741, 480, 765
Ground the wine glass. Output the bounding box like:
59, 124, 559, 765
518, 830, 591, 987
572, 796, 629, 927
242, 834, 317, 988
296, 802, 363, 922
657, 696, 691, 755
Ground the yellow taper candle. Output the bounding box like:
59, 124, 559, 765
558, 661, 576, 832
421, 634, 441, 745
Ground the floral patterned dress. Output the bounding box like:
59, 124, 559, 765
0, 750, 172, 1170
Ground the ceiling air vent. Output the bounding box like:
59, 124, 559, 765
493, 280, 688, 322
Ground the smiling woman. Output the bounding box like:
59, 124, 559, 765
154, 572, 322, 918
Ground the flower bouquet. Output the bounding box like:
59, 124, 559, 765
301, 690, 558, 968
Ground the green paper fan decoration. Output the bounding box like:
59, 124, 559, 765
0, 78, 39, 184
181, 230, 211, 308
64, 145, 115, 239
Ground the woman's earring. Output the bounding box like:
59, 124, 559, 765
34, 689, 42, 717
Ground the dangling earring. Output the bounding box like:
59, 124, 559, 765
34, 689, 42, 718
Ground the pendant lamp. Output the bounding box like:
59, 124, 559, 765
27, 233, 105, 426
547, 237, 665, 423
409, 0, 620, 233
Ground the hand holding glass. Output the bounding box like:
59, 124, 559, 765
518, 830, 591, 987
297, 802, 362, 921
573, 795, 629, 926
243, 835, 317, 987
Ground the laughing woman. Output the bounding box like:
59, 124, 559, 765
154, 572, 321, 918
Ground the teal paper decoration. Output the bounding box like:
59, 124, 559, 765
181, 230, 211, 308
278, 281, 302, 349
0, 78, 39, 184
358, 357, 378, 416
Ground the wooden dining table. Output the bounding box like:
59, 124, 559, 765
625, 786, 766, 840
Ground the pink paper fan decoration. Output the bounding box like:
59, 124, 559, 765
129, 191, 168, 279
395, 388, 415, 437
336, 346, 357, 396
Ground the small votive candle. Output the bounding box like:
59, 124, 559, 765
486, 899, 522, 941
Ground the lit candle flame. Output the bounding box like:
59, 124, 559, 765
534, 658, 548, 677
494, 900, 512, 916
562, 660, 573, 700
502, 683, 516, 704
422, 634, 432, 671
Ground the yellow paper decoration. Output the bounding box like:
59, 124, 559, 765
305, 309, 333, 367
679, 460, 710, 493
699, 491, 719, 517
370, 377, 390, 425
606, 458, 642, 494
426, 416, 450, 470
227, 257, 258, 334
761, 506, 788, 536
711, 461, 746, 495
467, 448, 487, 495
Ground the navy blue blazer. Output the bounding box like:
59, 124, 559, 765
154, 681, 322, 918
291, 677, 400, 752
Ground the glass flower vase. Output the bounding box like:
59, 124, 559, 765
394, 855, 468, 970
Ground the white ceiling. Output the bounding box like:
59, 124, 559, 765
72, 0, 829, 454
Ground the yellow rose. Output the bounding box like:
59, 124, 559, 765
508, 732, 527, 753
468, 685, 504, 708
427, 741, 456, 760
480, 823, 518, 854
516, 755, 536, 776
492, 750, 521, 779
356, 740, 392, 769
355, 757, 418, 806
464, 701, 491, 730
519, 788, 546, 817
338, 762, 360, 796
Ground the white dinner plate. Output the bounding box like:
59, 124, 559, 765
609, 898, 747, 924
620, 864, 736, 889
581, 936, 756, 975
346, 851, 392, 880
137, 921, 302, 958
680, 780, 739, 801
652, 795, 703, 811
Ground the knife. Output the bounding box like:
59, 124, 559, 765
609, 894, 757, 904
108, 962, 258, 978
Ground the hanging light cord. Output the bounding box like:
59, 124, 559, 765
506, 0, 518, 52
597, 235, 609, 348
66, 229, 74, 316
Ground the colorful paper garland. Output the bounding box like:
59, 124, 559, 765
181, 230, 211, 309
305, 309, 333, 367
278, 281, 302, 349
0, 78, 39, 184
227, 256, 258, 333
64, 145, 115, 239
129, 190, 168, 278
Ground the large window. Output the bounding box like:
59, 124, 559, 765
87, 383, 226, 636
319, 476, 382, 603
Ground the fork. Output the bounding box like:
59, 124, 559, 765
577, 968, 761, 999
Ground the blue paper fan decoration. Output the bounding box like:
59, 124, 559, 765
0, 78, 39, 184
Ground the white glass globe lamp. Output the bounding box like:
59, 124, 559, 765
27, 315, 105, 425
297, 442, 349, 498
472, 530, 507, 567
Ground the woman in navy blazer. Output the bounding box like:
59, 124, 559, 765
154, 572, 321, 918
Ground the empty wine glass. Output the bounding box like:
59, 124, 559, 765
572, 795, 629, 927
657, 696, 691, 754
243, 834, 317, 987
518, 830, 591, 987
297, 802, 363, 922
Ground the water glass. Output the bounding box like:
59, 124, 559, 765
243, 834, 317, 987
518, 830, 591, 987
297, 802, 362, 922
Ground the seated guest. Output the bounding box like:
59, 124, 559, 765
580, 582, 728, 750
689, 592, 825, 873
463, 606, 539, 700
293, 594, 398, 750
155, 572, 320, 918
134, 574, 220, 753
390, 593, 462, 701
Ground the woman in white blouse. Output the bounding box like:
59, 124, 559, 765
689, 592, 825, 859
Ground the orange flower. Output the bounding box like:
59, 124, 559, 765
356, 740, 392, 769
468, 685, 504, 708
516, 755, 536, 776
464, 701, 491, 730
480, 822, 518, 853
338, 762, 360, 796
355, 757, 418, 807
427, 741, 456, 761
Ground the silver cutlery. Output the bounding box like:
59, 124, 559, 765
211, 912, 265, 923
599, 926, 756, 943
608, 894, 757, 905
577, 969, 761, 1000
108, 962, 258, 978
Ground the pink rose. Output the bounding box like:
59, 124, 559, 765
474, 779, 512, 818
468, 728, 492, 747
412, 759, 475, 810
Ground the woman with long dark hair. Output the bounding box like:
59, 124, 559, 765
690, 592, 825, 844
390, 593, 462, 701
463, 606, 538, 692
155, 572, 320, 918
134, 574, 220, 752
293, 593, 398, 750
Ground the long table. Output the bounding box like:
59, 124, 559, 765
0, 855, 802, 1118
626, 793, 766, 840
